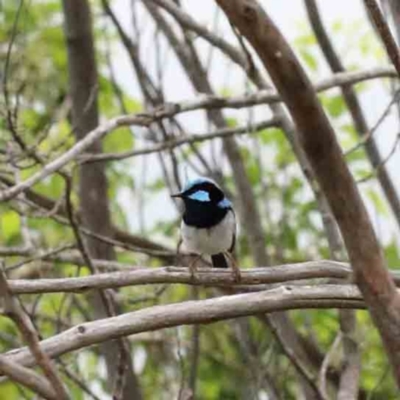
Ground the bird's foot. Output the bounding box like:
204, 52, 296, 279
231, 265, 241, 283
225, 252, 241, 283
188, 255, 201, 283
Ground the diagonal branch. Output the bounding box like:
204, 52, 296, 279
214, 0, 400, 388
0, 114, 151, 202
0, 269, 69, 399
364, 0, 400, 77
305, 0, 400, 232
143, 4, 326, 396
0, 356, 57, 400
61, 1, 142, 398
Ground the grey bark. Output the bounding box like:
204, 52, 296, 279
61, 1, 143, 398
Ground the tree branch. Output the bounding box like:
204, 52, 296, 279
79, 118, 279, 163
214, 0, 400, 387
3, 284, 365, 371
0, 356, 57, 400
7, 261, 351, 294
364, 0, 400, 77
0, 114, 150, 202
1, 65, 396, 202
0, 269, 69, 399
306, 0, 400, 233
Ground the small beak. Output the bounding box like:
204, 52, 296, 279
171, 192, 183, 198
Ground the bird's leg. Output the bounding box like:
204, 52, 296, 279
188, 254, 202, 281
225, 252, 241, 282
175, 237, 183, 266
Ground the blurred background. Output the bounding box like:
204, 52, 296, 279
1, 0, 400, 398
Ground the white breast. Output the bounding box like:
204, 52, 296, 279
180, 210, 236, 255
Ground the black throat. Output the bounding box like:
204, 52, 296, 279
183, 199, 229, 228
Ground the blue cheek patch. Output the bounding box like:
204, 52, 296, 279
188, 190, 211, 202
218, 198, 232, 209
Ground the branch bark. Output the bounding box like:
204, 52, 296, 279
3, 284, 365, 371
7, 261, 351, 294
0, 356, 57, 400
214, 0, 400, 388
364, 0, 400, 77
0, 269, 69, 399
304, 3, 364, 396
305, 0, 400, 232
143, 3, 328, 396
0, 64, 396, 201
61, 1, 142, 398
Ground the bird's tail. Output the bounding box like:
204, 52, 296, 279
211, 253, 229, 269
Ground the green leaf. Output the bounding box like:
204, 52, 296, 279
322, 93, 347, 118
0, 210, 21, 242
384, 241, 400, 269
226, 117, 238, 128
366, 189, 388, 216
103, 127, 134, 153
299, 48, 318, 71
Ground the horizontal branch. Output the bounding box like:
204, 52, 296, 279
79, 67, 398, 164
0, 247, 33, 257
151, 67, 395, 113
3, 284, 365, 370
0, 66, 395, 202
8, 261, 400, 295
79, 118, 279, 163
8, 261, 350, 294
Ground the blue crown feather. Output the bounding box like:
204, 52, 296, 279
183, 177, 216, 192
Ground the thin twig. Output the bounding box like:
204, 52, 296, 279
0, 266, 69, 399
364, 0, 400, 77
79, 118, 279, 163
318, 332, 342, 398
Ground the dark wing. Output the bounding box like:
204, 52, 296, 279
228, 209, 236, 253
229, 231, 236, 253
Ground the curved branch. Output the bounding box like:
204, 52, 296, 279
0, 114, 151, 202
305, 0, 400, 236
214, 0, 400, 387
3, 284, 365, 370
0, 356, 57, 400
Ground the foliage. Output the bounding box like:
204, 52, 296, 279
0, 0, 399, 398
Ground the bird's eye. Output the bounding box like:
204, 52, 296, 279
187, 190, 211, 202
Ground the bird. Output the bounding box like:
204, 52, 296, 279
171, 177, 240, 281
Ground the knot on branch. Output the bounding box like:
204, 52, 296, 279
241, 1, 258, 23
154, 102, 181, 119
77, 325, 86, 334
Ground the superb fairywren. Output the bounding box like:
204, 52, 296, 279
171, 177, 240, 281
